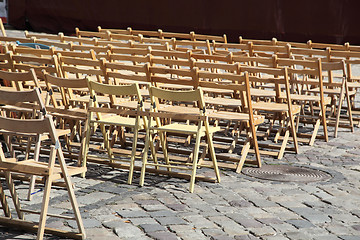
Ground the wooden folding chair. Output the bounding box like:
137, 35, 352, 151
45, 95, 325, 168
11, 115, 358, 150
43, 72, 90, 158
82, 80, 145, 184
240, 66, 300, 159
276, 57, 330, 145
0, 90, 86, 240
194, 68, 265, 172
140, 85, 222, 193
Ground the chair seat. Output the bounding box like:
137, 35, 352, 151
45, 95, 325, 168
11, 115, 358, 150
70, 94, 110, 105
204, 97, 242, 108
93, 115, 144, 128
159, 105, 216, 115
348, 81, 360, 88
253, 101, 301, 114
0, 159, 86, 179
153, 123, 221, 135
113, 100, 151, 110
308, 87, 357, 96
208, 111, 265, 125
279, 93, 332, 105
250, 88, 277, 98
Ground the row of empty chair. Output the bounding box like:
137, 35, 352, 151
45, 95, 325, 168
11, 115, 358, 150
1, 24, 360, 239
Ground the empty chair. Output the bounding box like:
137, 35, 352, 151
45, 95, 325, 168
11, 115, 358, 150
0, 89, 86, 240
140, 84, 222, 193
82, 80, 145, 184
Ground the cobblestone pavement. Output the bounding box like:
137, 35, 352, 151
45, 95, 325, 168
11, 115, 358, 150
1, 29, 360, 240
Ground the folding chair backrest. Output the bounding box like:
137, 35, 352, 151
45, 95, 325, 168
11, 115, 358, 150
44, 72, 89, 109
0, 68, 41, 91
88, 80, 142, 99
11, 52, 61, 79
104, 61, 150, 86
0, 87, 44, 109
0, 115, 51, 136
150, 86, 204, 104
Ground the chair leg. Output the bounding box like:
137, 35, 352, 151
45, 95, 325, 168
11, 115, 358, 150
28, 134, 42, 201
189, 129, 202, 193
127, 126, 139, 185
309, 119, 321, 146
139, 127, 151, 187
236, 132, 251, 173
334, 86, 345, 138
206, 132, 221, 183
0, 180, 11, 218
5, 172, 23, 220
36, 175, 53, 240
278, 125, 290, 160
56, 148, 86, 239
80, 122, 92, 178
345, 92, 354, 132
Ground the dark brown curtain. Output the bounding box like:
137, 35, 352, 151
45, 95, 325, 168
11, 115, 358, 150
8, 0, 360, 44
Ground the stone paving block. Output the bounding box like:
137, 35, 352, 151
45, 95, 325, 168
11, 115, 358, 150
248, 198, 279, 208
286, 219, 316, 229
202, 228, 227, 238
68, 218, 102, 229
284, 231, 312, 239
148, 210, 177, 217
228, 200, 253, 208
223, 225, 249, 236
302, 213, 331, 224
210, 235, 234, 240
113, 221, 148, 239
142, 204, 169, 211
234, 234, 261, 240
156, 216, 188, 225
261, 236, 288, 240
129, 217, 159, 225
84, 227, 123, 240
314, 236, 343, 240
139, 223, 167, 233
248, 226, 277, 237
352, 224, 360, 231
226, 213, 263, 228
215, 206, 241, 214
74, 191, 117, 206
288, 207, 331, 224
147, 231, 179, 240
256, 218, 283, 225
117, 209, 150, 218
183, 215, 217, 229
165, 203, 188, 211
176, 230, 208, 240
302, 227, 333, 236
136, 199, 162, 205
331, 213, 360, 223
339, 236, 360, 240
169, 224, 198, 233
268, 223, 298, 233
110, 203, 140, 211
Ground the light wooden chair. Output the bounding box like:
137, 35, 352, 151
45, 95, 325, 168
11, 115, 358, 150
316, 60, 354, 137
140, 84, 222, 193
240, 66, 300, 159
43, 72, 90, 157
0, 89, 86, 240
194, 68, 265, 172
276, 57, 330, 145
82, 80, 145, 184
